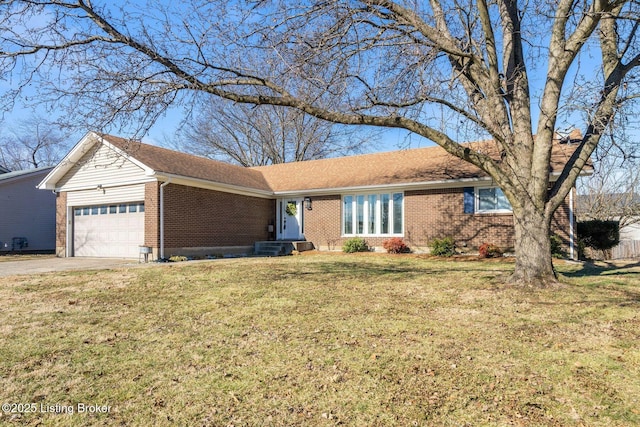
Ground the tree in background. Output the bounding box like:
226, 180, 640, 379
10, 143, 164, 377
1, 1, 639, 286
577, 156, 640, 230
177, 100, 371, 167
0, 117, 68, 170
577, 120, 640, 230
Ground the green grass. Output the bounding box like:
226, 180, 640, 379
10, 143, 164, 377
1, 254, 639, 426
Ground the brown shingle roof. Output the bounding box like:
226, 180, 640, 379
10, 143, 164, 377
253, 140, 584, 192
102, 134, 272, 192
252, 144, 478, 192
102, 134, 586, 194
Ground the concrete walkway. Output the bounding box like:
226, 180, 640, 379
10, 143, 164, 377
0, 257, 143, 277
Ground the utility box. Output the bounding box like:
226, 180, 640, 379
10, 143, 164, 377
11, 237, 28, 251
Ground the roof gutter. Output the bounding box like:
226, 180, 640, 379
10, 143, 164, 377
271, 176, 496, 197
270, 169, 594, 197
153, 172, 274, 199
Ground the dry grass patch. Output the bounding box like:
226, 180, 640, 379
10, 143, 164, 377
0, 255, 638, 426
0, 254, 56, 263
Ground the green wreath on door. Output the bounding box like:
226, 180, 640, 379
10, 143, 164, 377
285, 202, 297, 216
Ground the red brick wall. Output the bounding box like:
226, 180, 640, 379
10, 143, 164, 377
55, 191, 67, 257
404, 188, 515, 251
303, 195, 343, 250
550, 187, 574, 256
144, 182, 159, 248
302, 190, 514, 251
160, 183, 275, 249
302, 188, 574, 254
58, 181, 574, 257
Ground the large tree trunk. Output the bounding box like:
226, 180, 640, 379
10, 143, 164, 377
510, 205, 558, 287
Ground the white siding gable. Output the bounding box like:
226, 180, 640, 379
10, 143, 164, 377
56, 142, 153, 191
66, 184, 146, 207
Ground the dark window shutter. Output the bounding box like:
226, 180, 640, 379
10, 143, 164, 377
463, 187, 475, 214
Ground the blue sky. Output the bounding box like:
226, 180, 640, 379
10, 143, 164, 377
0, 1, 631, 161
0, 81, 433, 155
0, 44, 434, 154
140, 105, 432, 152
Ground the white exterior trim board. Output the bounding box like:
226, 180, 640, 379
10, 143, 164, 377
67, 184, 146, 206
38, 132, 155, 190
272, 169, 591, 197
154, 173, 274, 199
273, 177, 495, 197
56, 177, 156, 193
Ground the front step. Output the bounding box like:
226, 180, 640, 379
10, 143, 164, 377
254, 241, 314, 256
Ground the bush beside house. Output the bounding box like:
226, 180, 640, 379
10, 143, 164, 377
343, 237, 369, 253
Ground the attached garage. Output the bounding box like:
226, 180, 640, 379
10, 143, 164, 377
64, 180, 149, 258
37, 133, 156, 258
72, 202, 145, 257
39, 132, 277, 259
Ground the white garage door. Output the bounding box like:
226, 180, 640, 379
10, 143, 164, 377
73, 202, 145, 258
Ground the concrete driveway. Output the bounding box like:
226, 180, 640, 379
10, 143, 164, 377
0, 257, 142, 277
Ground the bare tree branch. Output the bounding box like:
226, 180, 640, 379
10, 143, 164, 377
0, 115, 69, 169
1, 0, 639, 284
176, 100, 373, 166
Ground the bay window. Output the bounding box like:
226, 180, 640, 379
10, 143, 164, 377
343, 192, 403, 236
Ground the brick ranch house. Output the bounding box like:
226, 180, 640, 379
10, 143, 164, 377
38, 131, 585, 259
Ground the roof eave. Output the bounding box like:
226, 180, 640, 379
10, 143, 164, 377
37, 131, 100, 190
37, 132, 156, 191
272, 169, 591, 196
154, 172, 274, 199
0, 167, 53, 186
272, 176, 496, 196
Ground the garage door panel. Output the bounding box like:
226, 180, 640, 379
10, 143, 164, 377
73, 202, 144, 258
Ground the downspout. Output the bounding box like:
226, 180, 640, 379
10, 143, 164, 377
160, 179, 171, 260
569, 187, 575, 260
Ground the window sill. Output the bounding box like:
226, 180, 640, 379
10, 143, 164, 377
342, 234, 404, 238
475, 210, 513, 215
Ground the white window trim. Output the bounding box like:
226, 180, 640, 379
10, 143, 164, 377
342, 192, 404, 237
73, 202, 145, 216
475, 186, 512, 214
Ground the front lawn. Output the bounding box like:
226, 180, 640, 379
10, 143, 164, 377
1, 254, 638, 426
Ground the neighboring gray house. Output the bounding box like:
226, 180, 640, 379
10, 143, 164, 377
576, 192, 640, 259
0, 165, 10, 174
0, 167, 56, 253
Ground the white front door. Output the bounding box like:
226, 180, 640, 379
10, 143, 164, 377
280, 199, 303, 240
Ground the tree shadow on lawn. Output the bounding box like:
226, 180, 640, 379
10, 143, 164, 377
560, 260, 640, 278
535, 284, 640, 308
286, 257, 640, 305
554, 261, 640, 308
308, 259, 513, 282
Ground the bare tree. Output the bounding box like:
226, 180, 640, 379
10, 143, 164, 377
0, 116, 68, 170
577, 122, 640, 229
1, 0, 639, 286
176, 100, 371, 166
